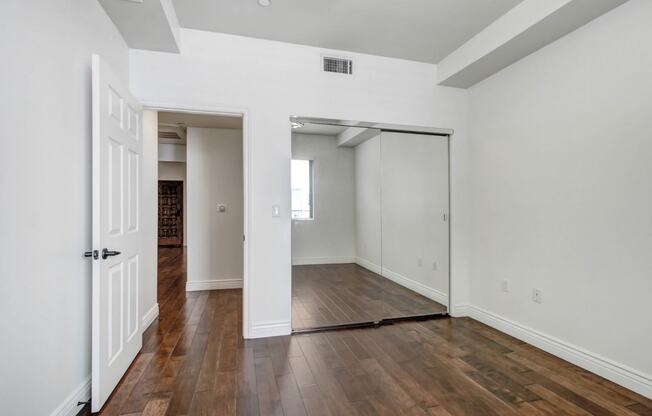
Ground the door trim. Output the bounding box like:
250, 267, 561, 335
142, 101, 252, 339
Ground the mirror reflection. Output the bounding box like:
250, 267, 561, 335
291, 121, 449, 331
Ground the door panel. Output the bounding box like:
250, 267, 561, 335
92, 54, 143, 412
127, 150, 140, 233
380, 132, 449, 317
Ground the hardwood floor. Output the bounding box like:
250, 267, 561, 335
84, 247, 652, 416
292, 263, 447, 330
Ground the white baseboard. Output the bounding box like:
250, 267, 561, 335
355, 258, 448, 306
467, 305, 652, 399
451, 303, 470, 317
186, 278, 243, 291
292, 256, 356, 265
249, 320, 291, 339
381, 267, 448, 306
142, 303, 159, 330
355, 257, 382, 274
49, 376, 90, 416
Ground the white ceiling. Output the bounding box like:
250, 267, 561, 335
158, 112, 243, 144
171, 0, 524, 63
158, 111, 243, 129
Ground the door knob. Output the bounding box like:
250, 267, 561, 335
102, 248, 122, 260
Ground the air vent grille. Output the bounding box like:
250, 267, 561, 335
158, 131, 182, 140
323, 56, 353, 75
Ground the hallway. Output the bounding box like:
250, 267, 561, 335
85, 247, 652, 416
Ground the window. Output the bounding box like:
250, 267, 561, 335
291, 159, 313, 220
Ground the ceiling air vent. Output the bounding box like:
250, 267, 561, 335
158, 123, 186, 141
323, 56, 353, 75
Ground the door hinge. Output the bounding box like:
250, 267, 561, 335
84, 250, 99, 260
443, 213, 448, 221
243, 235, 246, 242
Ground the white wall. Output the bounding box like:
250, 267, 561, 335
186, 128, 244, 290
354, 136, 382, 272
158, 142, 186, 162
130, 29, 470, 335
0, 1, 129, 415
467, 0, 652, 396
158, 161, 187, 245
291, 134, 356, 264
142, 110, 159, 331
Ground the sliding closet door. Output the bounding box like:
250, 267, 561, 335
291, 126, 383, 330
380, 132, 449, 318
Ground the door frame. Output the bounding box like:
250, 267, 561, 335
143, 102, 252, 338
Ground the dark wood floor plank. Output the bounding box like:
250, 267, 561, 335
80, 247, 650, 416
292, 263, 447, 330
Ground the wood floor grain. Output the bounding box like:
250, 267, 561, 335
292, 263, 447, 330
81, 247, 652, 416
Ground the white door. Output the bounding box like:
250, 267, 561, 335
91, 54, 143, 413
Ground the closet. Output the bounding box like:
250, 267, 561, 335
290, 118, 450, 332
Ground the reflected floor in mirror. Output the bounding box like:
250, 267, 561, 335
292, 263, 447, 330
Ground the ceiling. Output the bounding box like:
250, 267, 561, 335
158, 112, 242, 144
158, 111, 243, 129
172, 0, 524, 63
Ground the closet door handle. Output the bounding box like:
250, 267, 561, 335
102, 248, 122, 260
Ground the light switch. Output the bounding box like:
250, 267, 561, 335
272, 204, 281, 217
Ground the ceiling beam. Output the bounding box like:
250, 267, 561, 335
337, 127, 380, 148
99, 0, 180, 53
436, 0, 627, 88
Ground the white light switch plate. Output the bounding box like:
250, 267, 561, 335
272, 205, 281, 217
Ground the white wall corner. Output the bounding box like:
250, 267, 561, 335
250, 320, 292, 339
142, 303, 159, 330
466, 305, 652, 399
48, 376, 91, 416
186, 278, 243, 292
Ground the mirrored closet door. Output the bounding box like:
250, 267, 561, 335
380, 132, 449, 320
290, 119, 450, 332
291, 124, 383, 330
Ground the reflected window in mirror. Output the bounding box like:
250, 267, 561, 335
291, 159, 314, 220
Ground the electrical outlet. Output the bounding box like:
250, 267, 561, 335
417, 258, 423, 267
501, 279, 509, 293
532, 288, 542, 304
432, 261, 438, 271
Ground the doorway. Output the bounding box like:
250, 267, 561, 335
158, 180, 183, 246
149, 106, 250, 335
